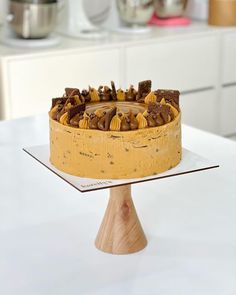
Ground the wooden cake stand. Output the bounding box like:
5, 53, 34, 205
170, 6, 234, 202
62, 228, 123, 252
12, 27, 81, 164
23, 146, 219, 255
95, 184, 147, 254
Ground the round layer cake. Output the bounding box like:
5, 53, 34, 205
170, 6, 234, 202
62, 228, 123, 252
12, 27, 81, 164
49, 80, 182, 179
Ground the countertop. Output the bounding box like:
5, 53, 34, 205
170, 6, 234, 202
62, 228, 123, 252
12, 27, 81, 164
1, 21, 236, 59
0, 115, 236, 295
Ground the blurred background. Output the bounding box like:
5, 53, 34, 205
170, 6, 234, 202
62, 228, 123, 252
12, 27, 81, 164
0, 0, 236, 139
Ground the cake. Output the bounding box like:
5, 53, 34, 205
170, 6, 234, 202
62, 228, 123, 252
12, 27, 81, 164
49, 80, 182, 179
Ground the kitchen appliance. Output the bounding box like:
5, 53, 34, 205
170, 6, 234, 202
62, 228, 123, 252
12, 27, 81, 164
103, 0, 153, 34
154, 0, 188, 18
8, 0, 58, 39
117, 0, 154, 25
0, 0, 60, 47
57, 0, 107, 39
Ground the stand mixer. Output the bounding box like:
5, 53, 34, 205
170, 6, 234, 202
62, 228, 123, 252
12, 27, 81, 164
1, 0, 60, 48
57, 0, 107, 39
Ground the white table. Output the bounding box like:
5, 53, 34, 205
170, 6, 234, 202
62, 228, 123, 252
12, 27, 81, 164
0, 115, 236, 295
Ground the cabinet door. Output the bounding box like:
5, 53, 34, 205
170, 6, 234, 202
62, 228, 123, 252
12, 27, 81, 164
5, 48, 121, 119
126, 36, 219, 92
220, 86, 236, 136
181, 89, 217, 133
222, 33, 236, 85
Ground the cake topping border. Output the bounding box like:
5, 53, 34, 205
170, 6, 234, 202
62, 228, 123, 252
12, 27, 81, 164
49, 80, 180, 131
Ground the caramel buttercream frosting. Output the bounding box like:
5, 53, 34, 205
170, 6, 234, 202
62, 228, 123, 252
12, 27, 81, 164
136, 113, 148, 129
144, 91, 156, 104
117, 89, 125, 101
110, 114, 121, 131
79, 112, 90, 129
89, 87, 100, 102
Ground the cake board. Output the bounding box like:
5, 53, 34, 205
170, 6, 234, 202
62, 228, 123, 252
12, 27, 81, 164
23, 145, 219, 255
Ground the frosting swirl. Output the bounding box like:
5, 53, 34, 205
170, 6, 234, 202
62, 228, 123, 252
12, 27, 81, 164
110, 114, 121, 131
136, 113, 148, 129
144, 91, 156, 104
59, 112, 69, 125
79, 113, 90, 129
89, 87, 100, 102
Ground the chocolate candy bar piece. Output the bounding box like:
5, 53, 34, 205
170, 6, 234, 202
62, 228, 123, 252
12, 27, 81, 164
155, 89, 180, 109
67, 103, 86, 122
148, 102, 159, 114
65, 88, 80, 97
126, 85, 136, 101
99, 86, 112, 101
111, 81, 117, 100
89, 116, 100, 129
148, 102, 170, 123
105, 107, 117, 131
51, 97, 67, 109
137, 80, 152, 100
81, 89, 91, 102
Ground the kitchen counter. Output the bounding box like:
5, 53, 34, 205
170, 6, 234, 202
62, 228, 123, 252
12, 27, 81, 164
0, 21, 235, 58
0, 115, 236, 295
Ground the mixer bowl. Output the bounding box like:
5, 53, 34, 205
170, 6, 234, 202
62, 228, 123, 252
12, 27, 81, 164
8, 0, 58, 39
154, 0, 187, 18
117, 0, 154, 25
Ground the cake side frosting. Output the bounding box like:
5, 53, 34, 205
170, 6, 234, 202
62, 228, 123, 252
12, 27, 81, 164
49, 112, 181, 179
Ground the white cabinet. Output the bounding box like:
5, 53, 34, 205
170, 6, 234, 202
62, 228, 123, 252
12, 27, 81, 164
181, 89, 217, 133
4, 48, 121, 119
125, 36, 219, 92
222, 33, 236, 85
220, 86, 236, 135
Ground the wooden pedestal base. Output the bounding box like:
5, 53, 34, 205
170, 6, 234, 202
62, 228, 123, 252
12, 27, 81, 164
95, 184, 147, 254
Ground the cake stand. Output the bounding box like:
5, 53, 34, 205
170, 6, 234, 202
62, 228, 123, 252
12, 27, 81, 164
23, 145, 219, 255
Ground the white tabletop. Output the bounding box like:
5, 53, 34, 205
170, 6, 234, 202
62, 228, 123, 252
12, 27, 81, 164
0, 115, 236, 295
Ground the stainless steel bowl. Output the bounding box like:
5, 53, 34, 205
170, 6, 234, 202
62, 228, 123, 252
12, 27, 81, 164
154, 0, 187, 18
117, 0, 154, 26
8, 0, 58, 39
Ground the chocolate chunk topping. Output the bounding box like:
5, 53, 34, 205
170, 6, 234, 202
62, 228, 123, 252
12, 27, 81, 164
67, 103, 86, 122
148, 102, 170, 124
89, 116, 100, 129
98, 116, 106, 131
111, 81, 117, 100
65, 88, 80, 97
129, 112, 138, 130
51, 97, 67, 109
51, 80, 180, 130
126, 85, 137, 101
70, 113, 83, 127
121, 117, 131, 131
155, 89, 180, 109
137, 80, 152, 101
97, 107, 116, 131
99, 86, 112, 101
104, 107, 117, 131
146, 115, 157, 127
159, 104, 171, 123
155, 114, 164, 126
81, 89, 91, 102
